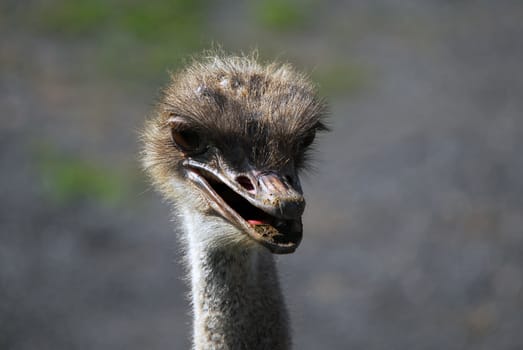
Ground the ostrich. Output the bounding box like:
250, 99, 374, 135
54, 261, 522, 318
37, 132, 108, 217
142, 53, 327, 350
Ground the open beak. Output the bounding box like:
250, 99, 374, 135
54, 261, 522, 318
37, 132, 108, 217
182, 159, 305, 254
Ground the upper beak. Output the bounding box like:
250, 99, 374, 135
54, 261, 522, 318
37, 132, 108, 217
233, 170, 305, 220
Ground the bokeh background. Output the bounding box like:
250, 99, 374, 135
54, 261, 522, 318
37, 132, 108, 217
2, 1, 523, 349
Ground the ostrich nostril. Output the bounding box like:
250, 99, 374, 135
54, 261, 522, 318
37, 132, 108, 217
236, 175, 255, 192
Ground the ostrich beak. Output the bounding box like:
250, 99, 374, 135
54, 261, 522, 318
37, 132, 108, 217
182, 159, 304, 254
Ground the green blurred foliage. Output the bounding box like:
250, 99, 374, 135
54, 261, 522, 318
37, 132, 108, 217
254, 0, 316, 31
313, 62, 372, 96
36, 146, 130, 206
31, 0, 209, 80
36, 0, 110, 35
36, 0, 205, 40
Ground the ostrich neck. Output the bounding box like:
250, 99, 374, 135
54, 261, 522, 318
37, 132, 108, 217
184, 215, 291, 350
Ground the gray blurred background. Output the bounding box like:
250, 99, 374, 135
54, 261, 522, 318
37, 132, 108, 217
1, 1, 523, 349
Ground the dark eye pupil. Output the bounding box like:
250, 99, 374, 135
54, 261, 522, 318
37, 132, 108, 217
301, 130, 316, 149
171, 128, 201, 152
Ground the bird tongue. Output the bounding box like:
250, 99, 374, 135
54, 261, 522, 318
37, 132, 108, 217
248, 219, 268, 225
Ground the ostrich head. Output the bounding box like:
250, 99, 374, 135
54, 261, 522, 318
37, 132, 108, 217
142, 54, 327, 254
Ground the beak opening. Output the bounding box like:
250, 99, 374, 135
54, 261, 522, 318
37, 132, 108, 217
183, 159, 304, 254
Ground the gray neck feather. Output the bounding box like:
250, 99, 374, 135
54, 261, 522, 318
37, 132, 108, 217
183, 214, 290, 350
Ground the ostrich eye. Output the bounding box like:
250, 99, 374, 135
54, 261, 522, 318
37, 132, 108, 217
167, 116, 205, 154
172, 128, 202, 152
299, 129, 316, 150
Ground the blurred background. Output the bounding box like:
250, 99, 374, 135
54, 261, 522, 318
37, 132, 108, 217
1, 0, 523, 349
